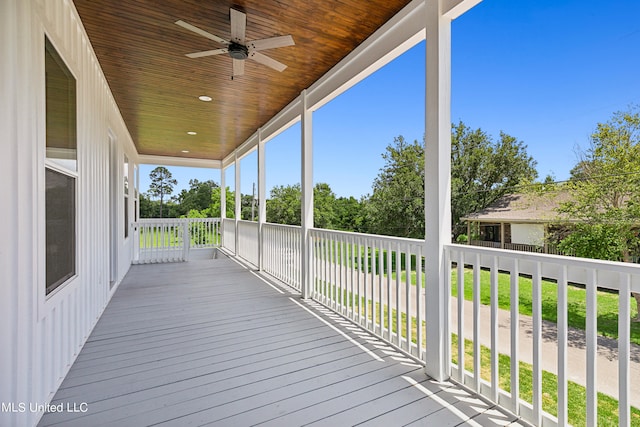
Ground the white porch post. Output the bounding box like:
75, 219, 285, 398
220, 166, 226, 219
424, 0, 453, 382
220, 166, 226, 252
234, 152, 241, 254
257, 129, 266, 270
301, 89, 313, 299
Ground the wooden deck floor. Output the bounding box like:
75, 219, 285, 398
39, 255, 526, 427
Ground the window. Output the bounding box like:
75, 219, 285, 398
124, 155, 129, 238
45, 37, 77, 295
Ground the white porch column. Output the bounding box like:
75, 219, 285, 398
257, 129, 266, 270
234, 152, 241, 254
300, 90, 313, 299
220, 166, 226, 219
424, 0, 453, 382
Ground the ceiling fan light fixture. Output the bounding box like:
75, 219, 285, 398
228, 42, 248, 60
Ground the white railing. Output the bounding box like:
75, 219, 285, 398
134, 217, 221, 263
262, 222, 302, 291
135, 218, 188, 263
237, 220, 259, 267
222, 218, 236, 253
445, 243, 640, 427
309, 229, 426, 360
196, 222, 639, 427
187, 217, 221, 248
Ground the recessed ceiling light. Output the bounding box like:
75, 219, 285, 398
198, 95, 212, 102
181, 150, 189, 153
187, 131, 197, 135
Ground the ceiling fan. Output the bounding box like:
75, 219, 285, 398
176, 8, 295, 78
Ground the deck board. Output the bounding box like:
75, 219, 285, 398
38, 255, 524, 427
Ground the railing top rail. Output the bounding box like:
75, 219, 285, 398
310, 227, 424, 247
236, 219, 258, 224
138, 217, 221, 222
447, 243, 640, 292
447, 243, 640, 273
137, 218, 187, 224
263, 222, 302, 230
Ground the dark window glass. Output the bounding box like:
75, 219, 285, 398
46, 169, 76, 293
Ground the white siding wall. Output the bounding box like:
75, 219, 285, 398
0, 1, 136, 425
511, 223, 545, 246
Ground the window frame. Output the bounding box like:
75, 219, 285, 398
44, 35, 79, 298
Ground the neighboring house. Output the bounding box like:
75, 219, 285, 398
462, 191, 575, 253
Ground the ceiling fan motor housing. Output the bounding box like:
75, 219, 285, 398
228, 42, 248, 60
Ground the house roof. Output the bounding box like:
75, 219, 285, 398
462, 191, 574, 223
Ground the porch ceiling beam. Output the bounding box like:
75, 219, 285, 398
137, 155, 221, 169
443, 0, 482, 19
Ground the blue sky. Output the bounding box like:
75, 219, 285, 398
140, 0, 640, 199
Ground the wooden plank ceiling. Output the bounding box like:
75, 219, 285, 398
72, 0, 412, 161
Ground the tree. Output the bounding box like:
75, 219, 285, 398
313, 183, 337, 229
366, 136, 424, 238
147, 166, 177, 218
265, 183, 338, 228
451, 121, 538, 236
333, 196, 367, 232
366, 126, 537, 238
266, 184, 301, 225
241, 194, 256, 220
139, 193, 157, 218
557, 106, 640, 320
173, 179, 218, 217
209, 186, 235, 218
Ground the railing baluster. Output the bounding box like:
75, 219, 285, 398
473, 252, 481, 392
510, 257, 520, 415
386, 242, 392, 342
395, 244, 401, 348
416, 245, 423, 360
490, 255, 499, 402
586, 269, 597, 427
357, 238, 362, 325
378, 242, 384, 339
618, 273, 631, 427
457, 250, 465, 384
532, 262, 542, 426
404, 245, 411, 353
557, 265, 568, 424
371, 240, 377, 333
364, 239, 369, 329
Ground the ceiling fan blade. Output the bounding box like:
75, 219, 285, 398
175, 20, 229, 45
186, 48, 228, 59
232, 59, 245, 76
250, 51, 287, 72
249, 35, 295, 52
230, 8, 247, 44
